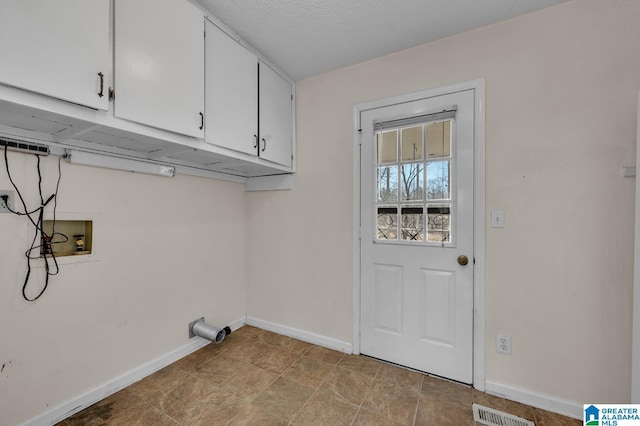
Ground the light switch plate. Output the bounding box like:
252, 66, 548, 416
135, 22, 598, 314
491, 209, 504, 228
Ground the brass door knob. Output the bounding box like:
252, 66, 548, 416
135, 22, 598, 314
457, 255, 469, 266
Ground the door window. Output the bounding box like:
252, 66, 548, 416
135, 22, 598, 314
375, 120, 454, 245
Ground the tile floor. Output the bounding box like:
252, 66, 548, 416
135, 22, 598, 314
58, 326, 581, 425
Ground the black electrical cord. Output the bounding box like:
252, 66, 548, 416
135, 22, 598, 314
3, 145, 65, 301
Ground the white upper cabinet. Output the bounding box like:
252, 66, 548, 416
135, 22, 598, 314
0, 0, 110, 110
205, 23, 294, 168
205, 20, 258, 156
259, 62, 293, 167
115, 0, 205, 138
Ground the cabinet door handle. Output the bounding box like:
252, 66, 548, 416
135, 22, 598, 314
97, 72, 104, 98
261, 138, 266, 152
253, 134, 258, 149
199, 112, 204, 130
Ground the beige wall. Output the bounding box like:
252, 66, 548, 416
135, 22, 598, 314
3, 1, 638, 422
0, 153, 247, 425
247, 0, 640, 405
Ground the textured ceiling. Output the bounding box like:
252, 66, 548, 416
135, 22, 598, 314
197, 0, 570, 81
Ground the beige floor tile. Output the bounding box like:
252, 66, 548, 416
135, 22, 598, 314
226, 404, 289, 426
65, 389, 141, 426
190, 353, 247, 385
304, 346, 345, 365
258, 330, 288, 347
173, 346, 218, 372
144, 373, 215, 417
220, 364, 279, 398
126, 366, 188, 400
251, 377, 315, 422
281, 356, 337, 389
421, 375, 473, 409
231, 325, 266, 340
362, 379, 420, 426
171, 385, 251, 425
111, 403, 179, 426
532, 407, 583, 425
319, 367, 374, 405
337, 354, 382, 378
65, 390, 179, 426
251, 346, 302, 374
66, 327, 571, 426
220, 338, 273, 363
352, 408, 405, 426
201, 340, 227, 358
262, 333, 313, 356
292, 390, 359, 425
375, 363, 424, 392
415, 397, 475, 426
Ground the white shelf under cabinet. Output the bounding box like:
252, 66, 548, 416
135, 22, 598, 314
0, 84, 292, 180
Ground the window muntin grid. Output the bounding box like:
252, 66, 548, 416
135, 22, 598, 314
375, 120, 454, 246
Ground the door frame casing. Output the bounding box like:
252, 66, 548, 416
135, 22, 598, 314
632, 90, 640, 403
352, 79, 486, 390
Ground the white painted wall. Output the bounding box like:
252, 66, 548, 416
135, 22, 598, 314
247, 0, 640, 405
0, 152, 247, 425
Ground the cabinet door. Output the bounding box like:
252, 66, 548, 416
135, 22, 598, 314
205, 20, 258, 155
115, 0, 204, 138
0, 0, 110, 110
259, 63, 293, 167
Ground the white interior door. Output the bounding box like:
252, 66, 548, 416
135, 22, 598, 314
360, 89, 475, 383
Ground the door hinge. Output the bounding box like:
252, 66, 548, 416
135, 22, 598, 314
108, 87, 115, 102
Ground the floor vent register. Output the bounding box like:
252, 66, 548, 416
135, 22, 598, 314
472, 403, 535, 426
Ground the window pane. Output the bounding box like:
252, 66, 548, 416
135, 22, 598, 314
427, 161, 450, 200
426, 121, 451, 159
401, 163, 423, 201
377, 130, 397, 164
377, 166, 398, 202
377, 206, 397, 240
427, 204, 451, 243
401, 126, 423, 161
401, 206, 423, 241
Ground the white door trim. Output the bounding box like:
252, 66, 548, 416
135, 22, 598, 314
632, 89, 640, 403
352, 79, 486, 390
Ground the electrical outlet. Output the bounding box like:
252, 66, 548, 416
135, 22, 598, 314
496, 333, 512, 355
0, 190, 15, 214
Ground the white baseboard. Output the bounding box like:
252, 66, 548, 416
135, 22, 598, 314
23, 316, 247, 426
485, 380, 582, 420
246, 316, 353, 354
